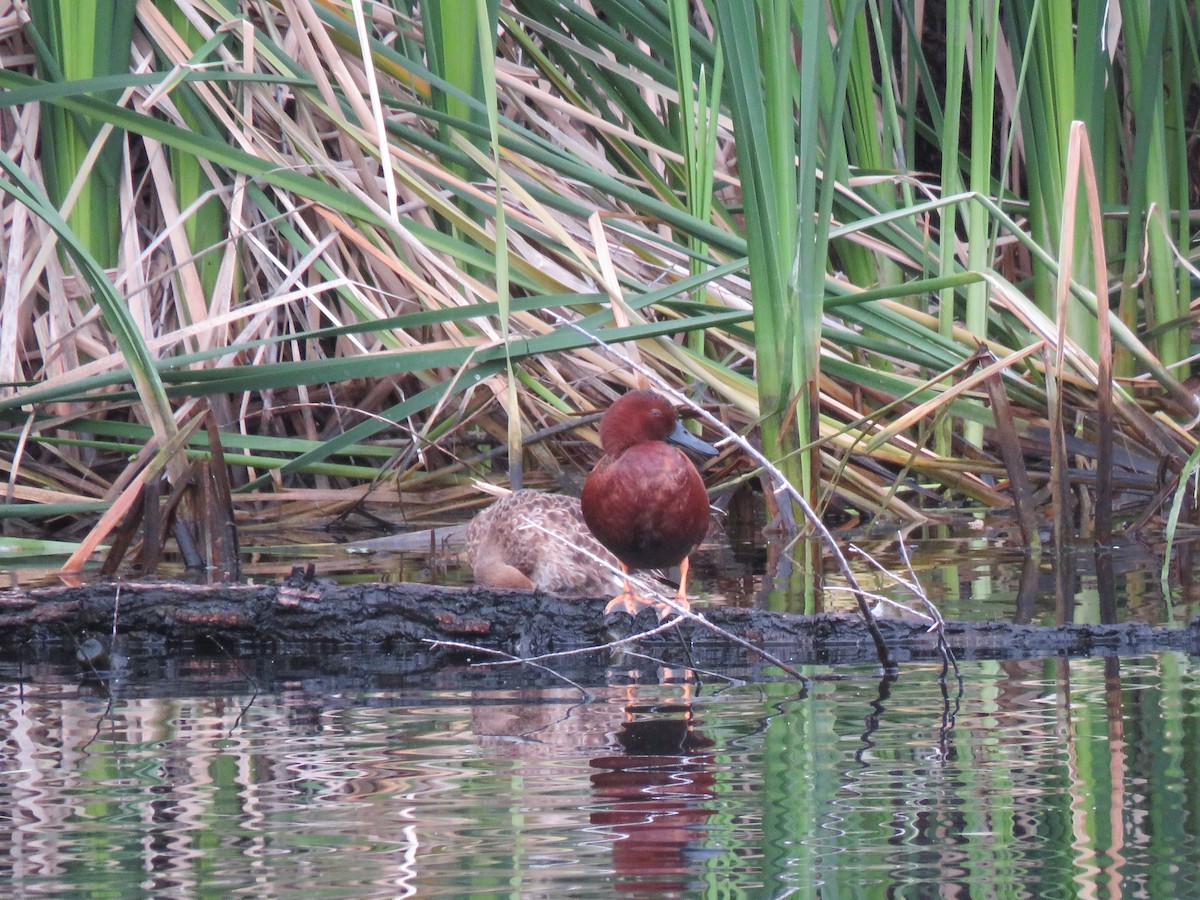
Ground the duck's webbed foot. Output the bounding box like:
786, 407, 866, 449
602, 562, 693, 621
603, 590, 690, 620
604, 590, 649, 618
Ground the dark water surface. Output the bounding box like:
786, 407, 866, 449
3, 649, 1199, 898
4, 529, 1200, 896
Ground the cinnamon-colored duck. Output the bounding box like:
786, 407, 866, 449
467, 490, 622, 597
581, 390, 716, 617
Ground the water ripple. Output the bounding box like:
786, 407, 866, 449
1, 657, 1199, 896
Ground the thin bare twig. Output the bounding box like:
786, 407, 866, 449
825, 584, 935, 622
424, 639, 592, 696
894, 535, 959, 680
433, 602, 810, 683
846, 535, 958, 679
517, 517, 809, 681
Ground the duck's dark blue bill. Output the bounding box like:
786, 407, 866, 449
666, 420, 719, 458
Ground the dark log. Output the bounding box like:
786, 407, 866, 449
2, 576, 1199, 672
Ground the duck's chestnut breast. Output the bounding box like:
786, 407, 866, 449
581, 441, 709, 570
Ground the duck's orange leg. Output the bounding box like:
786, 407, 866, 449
603, 559, 694, 620
669, 556, 693, 616
603, 564, 647, 617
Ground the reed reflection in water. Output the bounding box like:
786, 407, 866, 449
1, 653, 1199, 897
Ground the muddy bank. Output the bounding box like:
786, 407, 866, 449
2, 577, 1198, 674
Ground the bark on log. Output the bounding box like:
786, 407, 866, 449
2, 576, 1199, 671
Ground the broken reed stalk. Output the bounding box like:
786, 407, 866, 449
976, 345, 1039, 548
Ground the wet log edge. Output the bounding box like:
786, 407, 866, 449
2, 578, 1199, 666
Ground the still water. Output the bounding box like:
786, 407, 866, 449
3, 649, 1199, 898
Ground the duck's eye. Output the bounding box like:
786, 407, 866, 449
650, 407, 662, 417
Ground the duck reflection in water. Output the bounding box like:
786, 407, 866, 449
470, 679, 718, 890
589, 692, 717, 892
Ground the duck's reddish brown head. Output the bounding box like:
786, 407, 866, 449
597, 391, 718, 459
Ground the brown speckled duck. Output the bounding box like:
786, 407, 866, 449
466, 490, 622, 597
